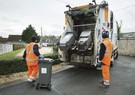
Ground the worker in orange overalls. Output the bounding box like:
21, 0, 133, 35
98, 31, 113, 88
23, 36, 40, 82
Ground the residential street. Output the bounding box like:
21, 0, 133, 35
0, 56, 135, 95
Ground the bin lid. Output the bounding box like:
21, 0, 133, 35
38, 58, 54, 63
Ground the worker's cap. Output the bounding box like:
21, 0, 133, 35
102, 31, 109, 38
31, 36, 37, 42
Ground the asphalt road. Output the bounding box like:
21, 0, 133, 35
0, 56, 135, 95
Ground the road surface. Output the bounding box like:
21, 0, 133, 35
0, 56, 135, 95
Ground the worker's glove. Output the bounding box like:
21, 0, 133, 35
39, 55, 45, 59
96, 62, 102, 67
22, 58, 26, 63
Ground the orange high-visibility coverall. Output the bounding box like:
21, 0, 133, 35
101, 38, 113, 85
26, 42, 39, 79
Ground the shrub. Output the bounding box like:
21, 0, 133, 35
0, 55, 62, 75
44, 53, 58, 59
53, 46, 58, 54
0, 58, 27, 75
43, 53, 62, 65
52, 59, 63, 65
13, 44, 25, 51
0, 47, 62, 75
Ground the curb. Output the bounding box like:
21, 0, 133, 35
0, 63, 72, 89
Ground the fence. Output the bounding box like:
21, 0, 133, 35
0, 44, 13, 55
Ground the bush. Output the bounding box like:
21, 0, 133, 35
0, 58, 27, 75
53, 46, 58, 54
13, 44, 25, 51
0, 46, 62, 75
43, 53, 62, 65
52, 59, 63, 65
0, 55, 62, 75
44, 53, 58, 59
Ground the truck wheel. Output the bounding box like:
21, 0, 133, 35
114, 51, 118, 59
48, 84, 52, 91
110, 61, 113, 67
110, 55, 114, 67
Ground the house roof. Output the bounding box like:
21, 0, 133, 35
0, 37, 8, 43
7, 35, 22, 42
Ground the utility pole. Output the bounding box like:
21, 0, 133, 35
40, 27, 43, 46
41, 27, 43, 37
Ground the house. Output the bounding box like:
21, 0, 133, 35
0, 37, 12, 55
0, 37, 8, 43
7, 35, 25, 44
0, 35, 25, 55
41, 36, 60, 47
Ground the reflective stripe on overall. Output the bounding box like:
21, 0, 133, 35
26, 42, 38, 66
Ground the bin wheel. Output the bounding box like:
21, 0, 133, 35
27, 81, 35, 87
32, 83, 35, 87
48, 84, 51, 91
36, 83, 40, 90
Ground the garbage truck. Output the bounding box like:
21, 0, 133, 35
58, 0, 118, 67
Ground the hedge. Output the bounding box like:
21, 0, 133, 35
13, 44, 25, 51
0, 46, 62, 75
0, 58, 27, 75
0, 56, 62, 75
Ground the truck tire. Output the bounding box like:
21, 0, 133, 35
110, 61, 113, 67
110, 55, 114, 67
114, 51, 118, 59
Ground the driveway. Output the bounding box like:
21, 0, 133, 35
16, 47, 53, 56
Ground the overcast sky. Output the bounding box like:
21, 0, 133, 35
0, 0, 135, 37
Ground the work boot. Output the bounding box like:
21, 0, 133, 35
99, 81, 109, 88
99, 80, 104, 83
28, 76, 36, 82
27, 78, 33, 82
27, 78, 36, 83
32, 78, 36, 82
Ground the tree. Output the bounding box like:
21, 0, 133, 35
116, 20, 122, 40
22, 25, 39, 43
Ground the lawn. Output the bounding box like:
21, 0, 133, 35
0, 46, 59, 60
0, 47, 61, 75
0, 49, 23, 60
